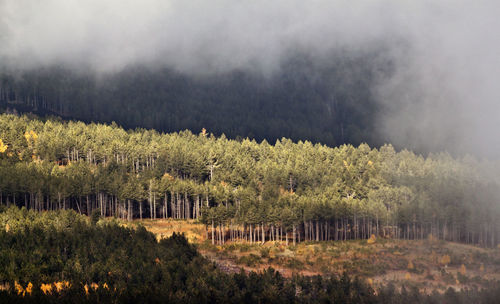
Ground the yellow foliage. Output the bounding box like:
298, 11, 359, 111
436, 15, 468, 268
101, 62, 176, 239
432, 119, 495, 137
456, 279, 460, 285
162, 173, 175, 181
480, 263, 485, 272
279, 186, 295, 197
460, 264, 466, 275
404, 273, 411, 280
14, 281, 23, 295
367, 160, 373, 166
24, 130, 38, 147
0, 139, 8, 153
103, 283, 109, 290
41, 283, 53, 295
367, 234, 376, 244
343, 160, 349, 168
30, 130, 38, 140
440, 255, 451, 265
201, 128, 207, 137
407, 260, 414, 270
54, 281, 69, 292
25, 282, 33, 296
367, 278, 373, 286
5, 224, 9, 232
54, 282, 62, 292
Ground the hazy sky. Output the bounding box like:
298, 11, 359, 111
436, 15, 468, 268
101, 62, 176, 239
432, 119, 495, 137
1, 0, 499, 157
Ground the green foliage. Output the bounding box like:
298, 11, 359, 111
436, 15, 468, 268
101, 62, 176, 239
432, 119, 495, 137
237, 254, 262, 267
2, 207, 500, 302
259, 247, 270, 258
286, 258, 304, 270
0, 114, 499, 248
90, 209, 100, 226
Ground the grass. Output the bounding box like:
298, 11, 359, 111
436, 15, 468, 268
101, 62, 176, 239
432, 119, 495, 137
125, 218, 500, 293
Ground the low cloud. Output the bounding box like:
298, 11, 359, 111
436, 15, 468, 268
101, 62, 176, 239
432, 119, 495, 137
1, 0, 499, 157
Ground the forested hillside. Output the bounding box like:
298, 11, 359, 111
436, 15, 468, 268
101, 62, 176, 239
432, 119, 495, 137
4, 206, 500, 303
0, 206, 378, 303
0, 114, 499, 248
0, 51, 384, 148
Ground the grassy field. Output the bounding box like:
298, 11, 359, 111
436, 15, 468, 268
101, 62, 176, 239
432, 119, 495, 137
123, 219, 500, 293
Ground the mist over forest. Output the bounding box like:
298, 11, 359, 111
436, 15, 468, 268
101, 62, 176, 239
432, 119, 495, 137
1, 1, 500, 303
1, 0, 499, 157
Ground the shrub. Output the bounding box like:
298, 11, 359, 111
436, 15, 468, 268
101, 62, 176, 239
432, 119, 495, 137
237, 254, 261, 267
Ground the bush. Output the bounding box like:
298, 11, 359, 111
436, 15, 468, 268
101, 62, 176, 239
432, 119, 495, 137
260, 247, 270, 258
237, 254, 262, 267
286, 258, 304, 270
90, 209, 100, 225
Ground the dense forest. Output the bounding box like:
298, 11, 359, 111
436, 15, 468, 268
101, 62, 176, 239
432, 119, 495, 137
2, 206, 500, 303
1, 114, 499, 248
0, 51, 386, 148
0, 206, 376, 303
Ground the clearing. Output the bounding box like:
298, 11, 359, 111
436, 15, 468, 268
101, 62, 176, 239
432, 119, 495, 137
124, 219, 500, 293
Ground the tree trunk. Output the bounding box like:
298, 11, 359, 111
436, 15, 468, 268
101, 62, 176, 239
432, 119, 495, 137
128, 200, 132, 221
316, 220, 320, 241
139, 201, 143, 220
261, 223, 265, 244
211, 220, 215, 245
149, 180, 153, 219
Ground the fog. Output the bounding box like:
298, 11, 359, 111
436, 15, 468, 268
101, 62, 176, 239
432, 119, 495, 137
1, 0, 499, 157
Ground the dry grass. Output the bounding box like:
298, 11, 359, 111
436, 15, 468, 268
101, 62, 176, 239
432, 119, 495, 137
123, 219, 207, 243
126, 219, 500, 293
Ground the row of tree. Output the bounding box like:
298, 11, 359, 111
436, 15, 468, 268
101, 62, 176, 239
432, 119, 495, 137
1, 114, 499, 247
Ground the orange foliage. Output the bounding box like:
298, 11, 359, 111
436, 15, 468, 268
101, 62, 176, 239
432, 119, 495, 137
367, 234, 376, 244
162, 173, 174, 181
440, 255, 451, 266
25, 282, 33, 296
407, 260, 414, 270
460, 264, 466, 275
14, 281, 23, 295
41, 283, 53, 295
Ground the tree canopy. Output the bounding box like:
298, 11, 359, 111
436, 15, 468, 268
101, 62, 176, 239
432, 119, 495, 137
0, 114, 499, 247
